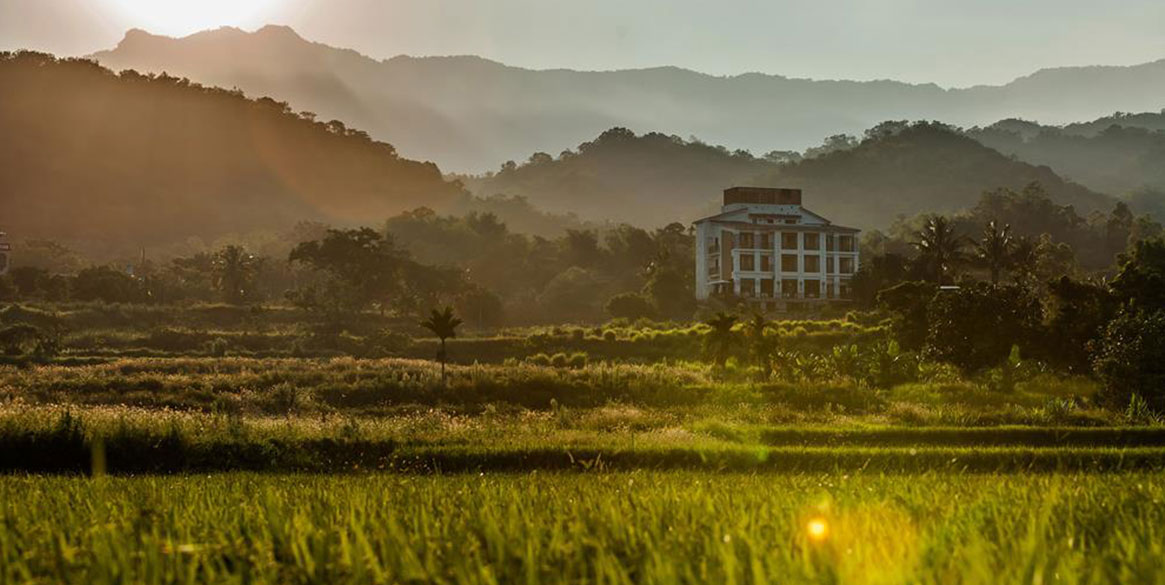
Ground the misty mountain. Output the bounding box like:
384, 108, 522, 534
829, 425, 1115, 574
470, 123, 1113, 229
90, 26, 1165, 174
0, 52, 462, 255
462, 128, 773, 226
967, 113, 1165, 201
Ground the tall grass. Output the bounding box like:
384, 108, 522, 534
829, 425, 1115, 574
1, 472, 1162, 584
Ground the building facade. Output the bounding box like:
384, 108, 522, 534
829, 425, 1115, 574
694, 187, 860, 311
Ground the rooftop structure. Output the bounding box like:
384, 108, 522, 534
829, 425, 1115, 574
693, 187, 860, 311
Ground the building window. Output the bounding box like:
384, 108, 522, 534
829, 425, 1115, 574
804, 280, 821, 299
784, 219, 797, 225
782, 232, 799, 250
740, 232, 755, 249
804, 233, 820, 251
826, 235, 835, 251
760, 255, 772, 272
760, 233, 772, 249
760, 279, 774, 297
827, 256, 835, 273
804, 256, 821, 273
840, 257, 854, 274
839, 282, 852, 299
740, 254, 755, 271
740, 278, 755, 297
781, 254, 798, 272
781, 279, 798, 299
839, 235, 855, 252
825, 281, 834, 299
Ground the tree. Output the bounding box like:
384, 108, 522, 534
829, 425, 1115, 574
703, 312, 739, 368
912, 215, 967, 284
877, 281, 938, 351
924, 283, 1043, 373
289, 228, 409, 316
1044, 277, 1117, 373
212, 245, 262, 304
644, 267, 694, 320
538, 267, 604, 322
1092, 308, 1165, 411
743, 313, 776, 376
974, 219, 1014, 284
605, 292, 655, 320
8, 266, 50, 298
851, 253, 910, 306
1110, 238, 1165, 310
455, 287, 504, 330
420, 306, 463, 385
72, 266, 143, 303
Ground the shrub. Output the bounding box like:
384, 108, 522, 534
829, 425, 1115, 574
605, 292, 655, 320
567, 352, 588, 368
1092, 308, 1165, 411
924, 283, 1043, 373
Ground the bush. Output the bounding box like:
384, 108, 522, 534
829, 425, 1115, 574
605, 292, 655, 320
1092, 309, 1165, 411
924, 283, 1043, 373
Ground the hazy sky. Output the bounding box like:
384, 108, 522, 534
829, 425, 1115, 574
2, 0, 1164, 87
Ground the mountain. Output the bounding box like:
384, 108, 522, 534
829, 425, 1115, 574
0, 52, 462, 255
469, 123, 1114, 228
764, 123, 1114, 228
90, 26, 1165, 174
967, 113, 1165, 200
463, 128, 773, 226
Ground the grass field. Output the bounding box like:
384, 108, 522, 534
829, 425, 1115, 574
2, 472, 1162, 584
1, 343, 1161, 582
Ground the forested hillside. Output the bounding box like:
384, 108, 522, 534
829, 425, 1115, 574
967, 115, 1165, 213
464, 128, 772, 226
766, 122, 1114, 228
473, 123, 1113, 229
0, 52, 463, 255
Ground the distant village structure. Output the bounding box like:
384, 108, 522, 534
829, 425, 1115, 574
694, 187, 860, 311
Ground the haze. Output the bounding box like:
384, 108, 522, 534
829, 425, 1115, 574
2, 0, 1164, 87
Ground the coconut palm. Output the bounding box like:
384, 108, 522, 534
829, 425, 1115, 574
913, 215, 967, 284
212, 245, 261, 304
703, 312, 739, 368
743, 312, 776, 376
974, 219, 1015, 284
421, 306, 463, 384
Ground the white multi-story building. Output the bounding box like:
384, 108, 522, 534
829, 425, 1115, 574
694, 187, 860, 311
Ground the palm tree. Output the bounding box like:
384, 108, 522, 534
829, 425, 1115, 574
212, 245, 260, 304
421, 306, 463, 384
913, 216, 967, 284
703, 312, 739, 368
974, 219, 1014, 284
744, 312, 776, 377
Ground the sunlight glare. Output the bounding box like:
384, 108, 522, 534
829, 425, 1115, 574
104, 0, 283, 36
807, 518, 828, 541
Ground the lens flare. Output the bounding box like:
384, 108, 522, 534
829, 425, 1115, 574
807, 518, 828, 541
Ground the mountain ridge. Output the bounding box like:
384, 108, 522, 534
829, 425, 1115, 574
89, 26, 1165, 173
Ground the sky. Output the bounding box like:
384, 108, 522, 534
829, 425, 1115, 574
2, 0, 1164, 87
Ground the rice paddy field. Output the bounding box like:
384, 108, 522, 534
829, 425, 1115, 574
2, 472, 1163, 584
2, 355, 1164, 583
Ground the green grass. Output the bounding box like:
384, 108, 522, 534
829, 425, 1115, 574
2, 471, 1162, 584
2, 407, 1161, 474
